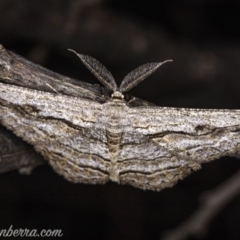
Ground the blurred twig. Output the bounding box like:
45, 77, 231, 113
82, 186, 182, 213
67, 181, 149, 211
162, 170, 240, 240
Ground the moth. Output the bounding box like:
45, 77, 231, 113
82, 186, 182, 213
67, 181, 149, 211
0, 46, 240, 191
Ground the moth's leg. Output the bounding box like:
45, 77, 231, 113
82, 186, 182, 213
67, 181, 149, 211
127, 97, 136, 105
45, 83, 60, 94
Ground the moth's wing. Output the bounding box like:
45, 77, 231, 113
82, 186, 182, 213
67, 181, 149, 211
0, 83, 111, 184
118, 106, 240, 191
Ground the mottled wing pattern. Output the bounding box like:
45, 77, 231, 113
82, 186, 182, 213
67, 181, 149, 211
0, 83, 110, 184
116, 107, 240, 191
1, 83, 240, 191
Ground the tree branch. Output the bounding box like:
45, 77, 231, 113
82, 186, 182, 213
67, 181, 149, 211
162, 170, 240, 240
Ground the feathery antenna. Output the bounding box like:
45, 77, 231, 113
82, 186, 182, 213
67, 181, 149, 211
119, 60, 172, 92
69, 49, 117, 91
69, 49, 172, 94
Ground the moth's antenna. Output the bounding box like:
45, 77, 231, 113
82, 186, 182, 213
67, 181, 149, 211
119, 60, 172, 93
68, 49, 118, 91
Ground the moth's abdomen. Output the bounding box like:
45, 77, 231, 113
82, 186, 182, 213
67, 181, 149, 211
106, 129, 122, 153
106, 127, 123, 183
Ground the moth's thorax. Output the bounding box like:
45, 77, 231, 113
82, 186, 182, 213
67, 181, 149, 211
106, 97, 127, 109
100, 96, 128, 129
107, 99, 126, 107
104, 100, 127, 123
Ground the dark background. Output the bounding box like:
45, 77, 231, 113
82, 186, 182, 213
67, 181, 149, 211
0, 1, 240, 239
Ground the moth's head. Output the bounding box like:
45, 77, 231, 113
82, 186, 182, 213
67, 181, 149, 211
111, 91, 124, 101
